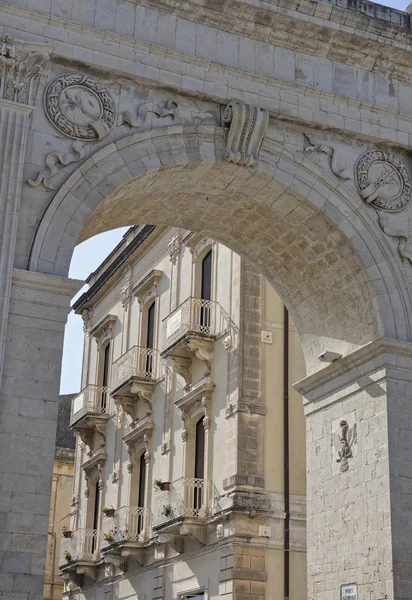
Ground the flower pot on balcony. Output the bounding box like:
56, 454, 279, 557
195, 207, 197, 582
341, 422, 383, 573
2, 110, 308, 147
161, 482, 170, 491
64, 551, 72, 563
102, 506, 115, 517
62, 530, 72, 538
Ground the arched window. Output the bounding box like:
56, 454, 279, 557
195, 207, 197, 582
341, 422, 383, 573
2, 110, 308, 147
100, 341, 110, 409
200, 250, 212, 328
194, 417, 205, 510
137, 452, 146, 533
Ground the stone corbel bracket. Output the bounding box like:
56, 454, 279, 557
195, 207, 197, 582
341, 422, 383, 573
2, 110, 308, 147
222, 100, 269, 167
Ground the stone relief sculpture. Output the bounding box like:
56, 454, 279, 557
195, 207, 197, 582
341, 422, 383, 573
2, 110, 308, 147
120, 98, 178, 128
356, 149, 412, 265
222, 100, 269, 167
355, 150, 412, 212
27, 140, 85, 191
0, 35, 52, 105
333, 420, 357, 473
304, 134, 351, 180
44, 73, 116, 141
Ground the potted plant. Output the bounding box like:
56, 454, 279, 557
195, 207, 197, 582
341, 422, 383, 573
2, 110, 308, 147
62, 526, 72, 538
162, 504, 172, 517
102, 506, 115, 517
104, 530, 115, 543
153, 480, 171, 491
64, 551, 72, 563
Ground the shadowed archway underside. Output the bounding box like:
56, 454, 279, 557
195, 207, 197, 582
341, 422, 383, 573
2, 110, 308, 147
30, 126, 410, 373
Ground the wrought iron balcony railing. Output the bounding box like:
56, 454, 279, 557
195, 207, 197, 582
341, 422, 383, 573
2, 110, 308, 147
59, 528, 98, 566
111, 346, 158, 391
161, 297, 228, 353
70, 385, 110, 426
152, 478, 210, 529
101, 505, 150, 546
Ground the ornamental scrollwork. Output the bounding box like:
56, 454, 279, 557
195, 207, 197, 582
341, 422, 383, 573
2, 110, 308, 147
304, 134, 351, 181
27, 140, 85, 191
222, 100, 268, 167
44, 73, 116, 141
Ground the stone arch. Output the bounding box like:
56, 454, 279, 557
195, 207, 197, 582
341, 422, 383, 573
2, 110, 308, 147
28, 126, 411, 373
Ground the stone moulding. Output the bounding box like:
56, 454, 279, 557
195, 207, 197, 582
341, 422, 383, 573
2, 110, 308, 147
222, 100, 268, 167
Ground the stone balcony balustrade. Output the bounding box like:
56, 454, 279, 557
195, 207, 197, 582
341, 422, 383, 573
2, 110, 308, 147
59, 528, 98, 586
152, 478, 214, 544
100, 505, 151, 567
70, 385, 111, 453
161, 297, 229, 385
110, 346, 158, 424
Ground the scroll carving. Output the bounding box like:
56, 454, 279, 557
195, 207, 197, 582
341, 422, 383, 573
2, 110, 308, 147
304, 134, 351, 180
222, 100, 268, 167
27, 141, 85, 191
120, 98, 178, 128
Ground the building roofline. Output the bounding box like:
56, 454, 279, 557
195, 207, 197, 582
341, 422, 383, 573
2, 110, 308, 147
73, 225, 156, 313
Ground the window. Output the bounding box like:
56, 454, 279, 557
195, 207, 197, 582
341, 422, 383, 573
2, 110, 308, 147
137, 452, 146, 534
100, 342, 110, 409
91, 480, 100, 553
194, 417, 205, 510
200, 249, 212, 328
145, 301, 155, 373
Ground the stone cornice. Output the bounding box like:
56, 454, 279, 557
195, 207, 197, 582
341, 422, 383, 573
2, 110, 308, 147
294, 337, 412, 398
12, 268, 83, 298
3, 1, 412, 88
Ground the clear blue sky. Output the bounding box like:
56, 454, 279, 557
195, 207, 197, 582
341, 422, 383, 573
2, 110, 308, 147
59, 0, 410, 394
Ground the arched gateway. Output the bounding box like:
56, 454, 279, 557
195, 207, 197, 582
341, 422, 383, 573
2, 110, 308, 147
2, 1, 412, 598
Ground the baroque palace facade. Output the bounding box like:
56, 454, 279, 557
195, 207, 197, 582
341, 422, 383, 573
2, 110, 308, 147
59, 225, 307, 599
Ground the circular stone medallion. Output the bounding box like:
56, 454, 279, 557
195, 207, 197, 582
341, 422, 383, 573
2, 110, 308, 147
44, 73, 116, 141
355, 150, 412, 212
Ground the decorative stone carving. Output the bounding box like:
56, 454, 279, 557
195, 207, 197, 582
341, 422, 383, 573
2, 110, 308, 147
355, 150, 412, 212
133, 269, 163, 309
304, 134, 351, 181
187, 338, 213, 375
0, 35, 52, 105
377, 212, 412, 265
81, 308, 94, 334
120, 269, 132, 312
168, 232, 182, 265
222, 100, 268, 167
333, 420, 357, 473
120, 98, 178, 128
44, 73, 116, 141
169, 356, 191, 388
27, 140, 85, 191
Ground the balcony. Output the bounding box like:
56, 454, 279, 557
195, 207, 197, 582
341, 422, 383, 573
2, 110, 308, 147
70, 385, 110, 452
152, 478, 211, 543
101, 505, 150, 566
110, 346, 158, 423
161, 298, 228, 382
59, 529, 98, 585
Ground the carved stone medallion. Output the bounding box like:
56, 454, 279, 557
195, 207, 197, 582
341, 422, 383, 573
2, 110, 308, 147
356, 150, 412, 212
44, 73, 116, 141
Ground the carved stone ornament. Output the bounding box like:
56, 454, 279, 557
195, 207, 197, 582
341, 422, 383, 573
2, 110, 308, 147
355, 150, 412, 212
333, 420, 357, 473
28, 140, 85, 191
222, 100, 269, 167
44, 73, 116, 141
0, 35, 52, 105
81, 308, 94, 334
120, 98, 178, 128
168, 232, 182, 266
378, 212, 412, 265
304, 134, 351, 181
